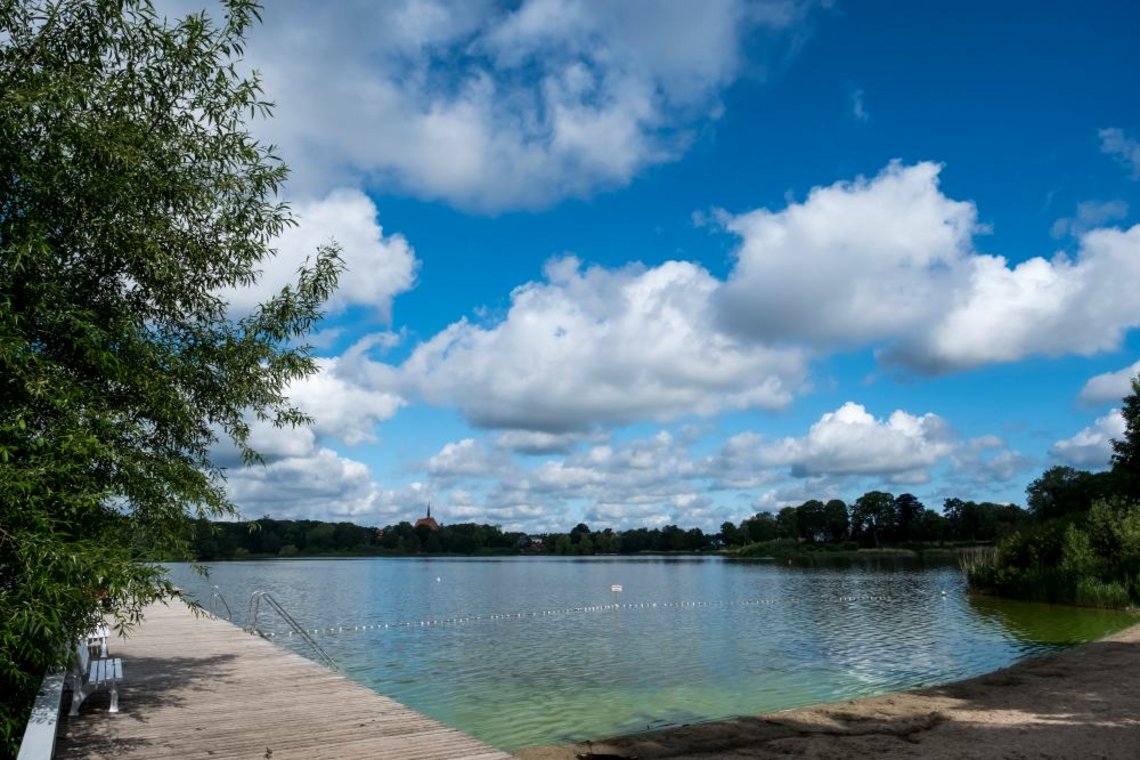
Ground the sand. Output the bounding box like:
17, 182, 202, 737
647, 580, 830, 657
515, 620, 1140, 759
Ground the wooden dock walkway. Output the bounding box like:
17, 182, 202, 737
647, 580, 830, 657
54, 602, 513, 760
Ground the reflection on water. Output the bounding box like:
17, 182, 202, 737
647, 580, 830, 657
166, 556, 1136, 751
968, 595, 1135, 646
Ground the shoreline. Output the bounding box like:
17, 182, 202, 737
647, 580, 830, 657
516, 619, 1140, 759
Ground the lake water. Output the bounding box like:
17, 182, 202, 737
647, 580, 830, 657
166, 556, 1136, 751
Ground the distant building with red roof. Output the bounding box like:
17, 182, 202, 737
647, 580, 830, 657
414, 504, 439, 531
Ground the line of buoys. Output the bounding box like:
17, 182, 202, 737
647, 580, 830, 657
256, 594, 906, 640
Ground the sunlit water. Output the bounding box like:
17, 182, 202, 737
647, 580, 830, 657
166, 556, 1136, 751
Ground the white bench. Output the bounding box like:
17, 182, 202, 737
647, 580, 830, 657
68, 640, 123, 715
85, 624, 109, 658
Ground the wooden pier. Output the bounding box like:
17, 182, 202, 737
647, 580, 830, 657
54, 602, 513, 760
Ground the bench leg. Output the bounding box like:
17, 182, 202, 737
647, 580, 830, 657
69, 685, 86, 717
109, 682, 119, 713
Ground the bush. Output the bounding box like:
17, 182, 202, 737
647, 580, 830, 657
968, 499, 1140, 608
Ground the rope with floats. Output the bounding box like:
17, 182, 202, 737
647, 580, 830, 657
251, 593, 910, 641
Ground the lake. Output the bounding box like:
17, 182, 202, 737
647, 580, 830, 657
166, 556, 1136, 751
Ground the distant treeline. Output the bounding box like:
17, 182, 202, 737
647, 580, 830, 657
720, 493, 1026, 549
187, 489, 1023, 562
188, 517, 716, 560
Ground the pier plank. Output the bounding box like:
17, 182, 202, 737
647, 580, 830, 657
55, 603, 513, 760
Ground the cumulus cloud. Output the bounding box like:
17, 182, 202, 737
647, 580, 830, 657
226, 447, 431, 522
753, 402, 956, 478
410, 401, 1010, 531
415, 430, 743, 530
719, 161, 979, 346
1049, 410, 1125, 468
217, 0, 813, 211
716, 160, 1140, 373
287, 352, 405, 446
907, 224, 1140, 370
1100, 127, 1140, 179
223, 189, 418, 319
210, 345, 403, 469
400, 256, 809, 432
425, 438, 513, 483
211, 339, 407, 520
1079, 361, 1140, 406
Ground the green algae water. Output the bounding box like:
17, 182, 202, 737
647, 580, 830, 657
168, 556, 1136, 751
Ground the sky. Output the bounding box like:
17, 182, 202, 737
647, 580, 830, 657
187, 0, 1140, 533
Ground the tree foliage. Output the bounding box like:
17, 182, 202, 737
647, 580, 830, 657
1112, 374, 1140, 497
966, 375, 1140, 608
1025, 466, 1116, 520
850, 491, 895, 547
0, 1, 341, 751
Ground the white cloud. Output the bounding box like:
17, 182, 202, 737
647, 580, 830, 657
719, 161, 979, 346
1079, 361, 1140, 406
407, 403, 1015, 531
751, 402, 956, 477
1100, 127, 1140, 179
243, 419, 318, 463
1050, 199, 1129, 239
950, 435, 1032, 486
225, 447, 413, 522
288, 349, 405, 446
223, 189, 417, 319
1049, 410, 1124, 468
211, 338, 405, 471
907, 224, 1140, 370
225, 0, 812, 211
400, 257, 809, 432
492, 429, 606, 455
716, 160, 1140, 373
415, 429, 743, 531
425, 438, 513, 482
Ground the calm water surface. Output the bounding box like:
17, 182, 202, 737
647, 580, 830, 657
166, 557, 1136, 751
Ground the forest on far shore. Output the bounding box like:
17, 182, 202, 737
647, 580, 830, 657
185, 487, 1033, 561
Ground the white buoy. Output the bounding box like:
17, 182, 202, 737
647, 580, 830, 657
436, 577, 442, 583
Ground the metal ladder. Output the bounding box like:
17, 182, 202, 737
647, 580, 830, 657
209, 586, 233, 621
245, 590, 339, 671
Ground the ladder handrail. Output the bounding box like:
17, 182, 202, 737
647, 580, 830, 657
245, 590, 339, 671
209, 586, 232, 621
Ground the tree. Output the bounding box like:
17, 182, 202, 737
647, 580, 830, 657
1025, 466, 1111, 520
795, 500, 827, 542
851, 491, 896, 547
894, 493, 925, 542
0, 2, 341, 751
1112, 374, 1140, 498
745, 512, 779, 542
823, 499, 849, 542
776, 506, 799, 540
720, 521, 745, 547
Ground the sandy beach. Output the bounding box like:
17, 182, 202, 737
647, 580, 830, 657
516, 619, 1140, 760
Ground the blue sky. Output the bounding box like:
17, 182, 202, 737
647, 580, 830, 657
200, 0, 1140, 532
